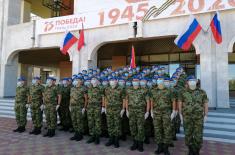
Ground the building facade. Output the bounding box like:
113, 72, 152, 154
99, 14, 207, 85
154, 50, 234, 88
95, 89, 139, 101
0, 0, 235, 109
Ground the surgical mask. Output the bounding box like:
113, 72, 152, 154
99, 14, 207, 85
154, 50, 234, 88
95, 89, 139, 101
152, 79, 157, 84
63, 80, 68, 87
118, 81, 125, 87
91, 79, 98, 87
126, 82, 131, 87
157, 79, 164, 85
147, 82, 153, 88
84, 81, 91, 87
164, 81, 170, 88
17, 81, 23, 87
102, 81, 108, 86
32, 79, 37, 85
188, 81, 197, 90
132, 82, 139, 87
73, 80, 78, 86
140, 81, 147, 87
46, 79, 53, 87
109, 81, 117, 88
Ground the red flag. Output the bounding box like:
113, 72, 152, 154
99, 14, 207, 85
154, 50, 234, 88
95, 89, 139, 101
78, 23, 85, 51
130, 45, 136, 69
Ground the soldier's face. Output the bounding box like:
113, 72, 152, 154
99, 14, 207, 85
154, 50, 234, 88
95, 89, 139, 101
188, 80, 197, 90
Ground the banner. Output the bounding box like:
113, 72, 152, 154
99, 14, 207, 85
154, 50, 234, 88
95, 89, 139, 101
36, 0, 235, 35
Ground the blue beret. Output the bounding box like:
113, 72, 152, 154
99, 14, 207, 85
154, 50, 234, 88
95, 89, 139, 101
18, 76, 26, 81
63, 78, 69, 81
33, 76, 40, 80
164, 77, 171, 81
47, 77, 54, 80
187, 75, 196, 81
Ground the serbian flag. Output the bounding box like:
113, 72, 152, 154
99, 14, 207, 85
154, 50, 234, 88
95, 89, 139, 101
130, 45, 136, 69
174, 16, 202, 51
77, 23, 85, 51
60, 32, 78, 55
210, 12, 222, 44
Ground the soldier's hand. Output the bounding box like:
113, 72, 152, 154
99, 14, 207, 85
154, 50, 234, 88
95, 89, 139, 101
180, 114, 183, 125
40, 104, 45, 111
56, 105, 60, 111
101, 107, 106, 114
144, 112, 149, 120
204, 115, 208, 123
120, 109, 125, 117
69, 106, 71, 112
25, 104, 30, 109
126, 110, 129, 118
150, 110, 153, 118
82, 108, 86, 114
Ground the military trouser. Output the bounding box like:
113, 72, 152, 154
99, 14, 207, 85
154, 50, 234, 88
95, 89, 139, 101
145, 116, 154, 138
121, 112, 130, 136
101, 112, 108, 137
153, 111, 172, 145
45, 104, 57, 130
71, 105, 83, 133
129, 108, 145, 142
106, 106, 122, 137
171, 113, 181, 138
31, 103, 43, 128
87, 105, 101, 136
60, 100, 71, 128
14, 103, 27, 127
183, 113, 204, 150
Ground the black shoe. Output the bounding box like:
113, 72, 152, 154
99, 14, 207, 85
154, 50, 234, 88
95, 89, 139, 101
144, 137, 150, 144
13, 127, 20, 132
137, 141, 144, 152
130, 140, 138, 151
29, 128, 36, 134
169, 143, 174, 147
155, 143, 164, 154
49, 129, 55, 137
105, 136, 114, 146
18, 127, 25, 133
70, 132, 78, 140
114, 137, 119, 148
43, 130, 50, 137
95, 135, 100, 145
34, 128, 41, 135
86, 136, 95, 144
163, 144, 170, 155
76, 133, 83, 141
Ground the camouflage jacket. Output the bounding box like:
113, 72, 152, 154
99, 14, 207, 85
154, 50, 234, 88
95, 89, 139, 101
70, 86, 87, 107
87, 86, 104, 107
126, 87, 149, 109
43, 85, 61, 105
105, 86, 125, 107
29, 84, 44, 104
15, 86, 29, 104
61, 86, 71, 102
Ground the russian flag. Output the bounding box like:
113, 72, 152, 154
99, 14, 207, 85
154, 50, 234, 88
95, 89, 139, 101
174, 16, 202, 51
60, 32, 78, 55
210, 12, 222, 44
130, 45, 136, 69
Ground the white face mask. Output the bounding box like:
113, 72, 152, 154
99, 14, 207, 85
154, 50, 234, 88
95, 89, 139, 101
164, 81, 170, 88
46, 79, 53, 87
17, 81, 23, 87
72, 80, 78, 86
32, 79, 37, 85
109, 81, 117, 88
91, 79, 98, 87
188, 81, 197, 90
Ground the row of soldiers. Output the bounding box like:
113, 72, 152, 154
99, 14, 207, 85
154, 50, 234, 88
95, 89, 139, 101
13, 66, 208, 155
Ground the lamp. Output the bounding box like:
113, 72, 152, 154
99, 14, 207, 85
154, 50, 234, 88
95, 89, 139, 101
42, 0, 71, 17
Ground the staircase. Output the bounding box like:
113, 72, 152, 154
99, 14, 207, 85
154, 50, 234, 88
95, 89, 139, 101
1, 98, 235, 143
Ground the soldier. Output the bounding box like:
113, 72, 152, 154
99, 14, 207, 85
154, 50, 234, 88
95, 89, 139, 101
60, 78, 71, 131
178, 76, 208, 155
28, 76, 44, 135
126, 77, 150, 152
43, 77, 61, 137
70, 76, 88, 141
13, 77, 29, 133
86, 77, 104, 144
150, 77, 176, 155
104, 77, 125, 148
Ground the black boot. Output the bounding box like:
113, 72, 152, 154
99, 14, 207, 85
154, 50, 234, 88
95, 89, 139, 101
163, 144, 170, 155
43, 129, 50, 137
70, 132, 79, 140
137, 141, 144, 152
86, 136, 95, 144
13, 127, 20, 132
18, 126, 25, 133
192, 147, 200, 155
34, 128, 41, 135
95, 135, 100, 145
120, 134, 126, 141
169, 143, 174, 147
49, 129, 55, 137
130, 140, 138, 151
105, 136, 114, 146
29, 128, 36, 134
76, 133, 83, 141
144, 136, 150, 144
114, 136, 119, 148
188, 146, 194, 155
155, 143, 164, 154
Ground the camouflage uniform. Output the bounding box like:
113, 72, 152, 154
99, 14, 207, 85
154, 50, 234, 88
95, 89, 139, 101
43, 85, 61, 130
70, 86, 87, 134
15, 86, 29, 128
60, 85, 71, 129
100, 85, 108, 137
178, 88, 208, 152
105, 86, 125, 137
121, 87, 130, 140
29, 84, 44, 129
150, 87, 175, 146
126, 87, 149, 142
87, 87, 104, 137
